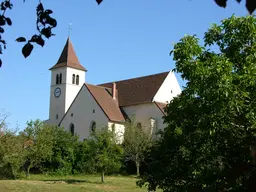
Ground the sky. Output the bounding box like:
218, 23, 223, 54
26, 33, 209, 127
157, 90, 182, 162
0, 0, 249, 130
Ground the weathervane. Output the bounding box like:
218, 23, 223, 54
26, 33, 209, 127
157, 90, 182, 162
68, 23, 72, 37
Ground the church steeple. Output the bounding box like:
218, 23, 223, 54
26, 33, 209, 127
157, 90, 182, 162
49, 38, 87, 71
48, 38, 86, 125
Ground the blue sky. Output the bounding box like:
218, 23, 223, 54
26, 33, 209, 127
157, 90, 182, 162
0, 0, 249, 130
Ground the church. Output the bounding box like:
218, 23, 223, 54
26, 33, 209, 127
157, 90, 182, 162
45, 38, 181, 142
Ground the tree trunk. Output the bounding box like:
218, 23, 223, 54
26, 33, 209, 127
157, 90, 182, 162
136, 161, 140, 176
26, 165, 31, 178
101, 171, 105, 183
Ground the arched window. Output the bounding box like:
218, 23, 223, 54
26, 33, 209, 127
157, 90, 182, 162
56, 74, 59, 84
72, 74, 75, 84
90, 121, 96, 132
59, 73, 62, 84
150, 118, 156, 135
111, 123, 115, 133
70, 123, 75, 136
136, 122, 142, 130
76, 75, 79, 85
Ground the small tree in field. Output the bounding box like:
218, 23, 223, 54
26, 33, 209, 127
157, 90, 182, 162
86, 127, 123, 183
123, 116, 152, 176
0, 110, 25, 179
0, 131, 25, 179
20, 120, 54, 176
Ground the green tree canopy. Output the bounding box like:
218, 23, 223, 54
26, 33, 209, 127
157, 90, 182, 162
20, 120, 54, 176
86, 128, 123, 183
138, 15, 256, 191
123, 117, 152, 176
40, 125, 79, 175
0, 131, 25, 179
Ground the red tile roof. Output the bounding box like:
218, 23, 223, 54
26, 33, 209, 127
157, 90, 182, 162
85, 84, 125, 122
49, 38, 87, 71
155, 102, 167, 115
98, 71, 169, 106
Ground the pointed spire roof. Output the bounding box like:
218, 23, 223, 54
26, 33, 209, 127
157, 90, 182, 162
49, 38, 87, 71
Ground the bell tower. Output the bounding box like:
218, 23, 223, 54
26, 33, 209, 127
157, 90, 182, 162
48, 38, 87, 125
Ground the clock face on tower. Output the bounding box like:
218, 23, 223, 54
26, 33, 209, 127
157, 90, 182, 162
54, 87, 61, 98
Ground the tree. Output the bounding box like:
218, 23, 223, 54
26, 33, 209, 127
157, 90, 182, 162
138, 15, 256, 191
42, 125, 79, 175
19, 120, 54, 176
0, 110, 25, 179
123, 117, 152, 176
73, 140, 93, 174
0, 0, 255, 68
0, 131, 25, 179
0, 109, 9, 136
86, 127, 123, 183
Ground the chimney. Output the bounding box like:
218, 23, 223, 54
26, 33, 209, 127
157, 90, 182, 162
112, 82, 116, 100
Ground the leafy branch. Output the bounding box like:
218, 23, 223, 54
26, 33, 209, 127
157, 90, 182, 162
0, 0, 57, 67
16, 2, 57, 58
214, 0, 256, 14
0, 0, 12, 67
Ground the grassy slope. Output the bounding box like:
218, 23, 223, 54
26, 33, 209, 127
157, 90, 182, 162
0, 175, 154, 192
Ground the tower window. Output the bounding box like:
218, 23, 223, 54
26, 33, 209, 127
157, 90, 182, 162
56, 74, 59, 84
72, 74, 75, 84
70, 123, 75, 136
90, 121, 96, 132
71, 113, 73, 117
59, 73, 62, 84
76, 75, 79, 85
56, 114, 58, 119
93, 109, 95, 113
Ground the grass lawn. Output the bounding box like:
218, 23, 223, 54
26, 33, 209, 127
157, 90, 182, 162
0, 174, 156, 192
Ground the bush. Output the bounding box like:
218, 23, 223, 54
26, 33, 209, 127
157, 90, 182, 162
41, 126, 79, 175
0, 132, 25, 179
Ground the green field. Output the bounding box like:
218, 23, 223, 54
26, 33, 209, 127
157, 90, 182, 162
0, 174, 154, 192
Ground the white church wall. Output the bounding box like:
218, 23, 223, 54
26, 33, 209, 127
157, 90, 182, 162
108, 122, 125, 144
60, 85, 109, 140
153, 71, 181, 103
65, 67, 85, 85
122, 102, 166, 135
64, 67, 85, 113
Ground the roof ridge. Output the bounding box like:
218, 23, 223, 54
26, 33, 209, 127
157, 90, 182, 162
98, 71, 170, 85
85, 83, 111, 89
